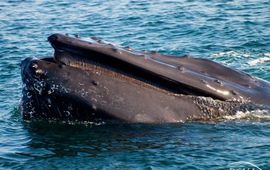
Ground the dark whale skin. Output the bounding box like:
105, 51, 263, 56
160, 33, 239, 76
20, 34, 270, 123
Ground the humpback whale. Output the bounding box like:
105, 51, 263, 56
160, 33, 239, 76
20, 34, 270, 123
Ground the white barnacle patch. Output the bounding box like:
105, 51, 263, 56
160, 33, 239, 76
33, 80, 45, 95
206, 84, 230, 96
91, 97, 98, 103
75, 88, 89, 97
60, 86, 70, 93
26, 91, 32, 98
35, 69, 44, 75
32, 63, 38, 69
80, 89, 88, 97
103, 86, 109, 94
47, 98, 52, 107
67, 104, 73, 111
64, 110, 71, 117
47, 84, 56, 94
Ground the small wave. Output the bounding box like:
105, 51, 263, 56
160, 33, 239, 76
211, 51, 251, 58
263, 52, 270, 57
25, 119, 107, 127
223, 110, 270, 121
58, 120, 106, 126
248, 56, 270, 66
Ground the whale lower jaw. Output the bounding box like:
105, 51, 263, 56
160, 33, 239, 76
20, 57, 263, 123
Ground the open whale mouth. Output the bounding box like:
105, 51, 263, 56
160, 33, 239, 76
47, 35, 224, 100
20, 34, 270, 123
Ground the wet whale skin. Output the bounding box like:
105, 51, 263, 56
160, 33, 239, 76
20, 34, 270, 123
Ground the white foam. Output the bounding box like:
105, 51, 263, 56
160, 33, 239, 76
263, 52, 270, 57
223, 110, 270, 121
211, 51, 251, 58
248, 57, 270, 66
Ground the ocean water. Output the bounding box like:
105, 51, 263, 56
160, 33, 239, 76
1, 0, 270, 169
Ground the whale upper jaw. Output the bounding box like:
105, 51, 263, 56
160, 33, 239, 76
20, 34, 270, 123
48, 34, 270, 105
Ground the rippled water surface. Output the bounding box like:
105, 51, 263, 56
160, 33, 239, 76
1, 0, 270, 169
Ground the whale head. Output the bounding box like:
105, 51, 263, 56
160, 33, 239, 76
20, 34, 270, 123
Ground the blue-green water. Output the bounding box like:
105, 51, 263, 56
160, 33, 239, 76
1, 0, 270, 169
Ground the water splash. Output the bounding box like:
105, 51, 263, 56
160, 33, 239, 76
223, 109, 270, 121
248, 54, 270, 66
